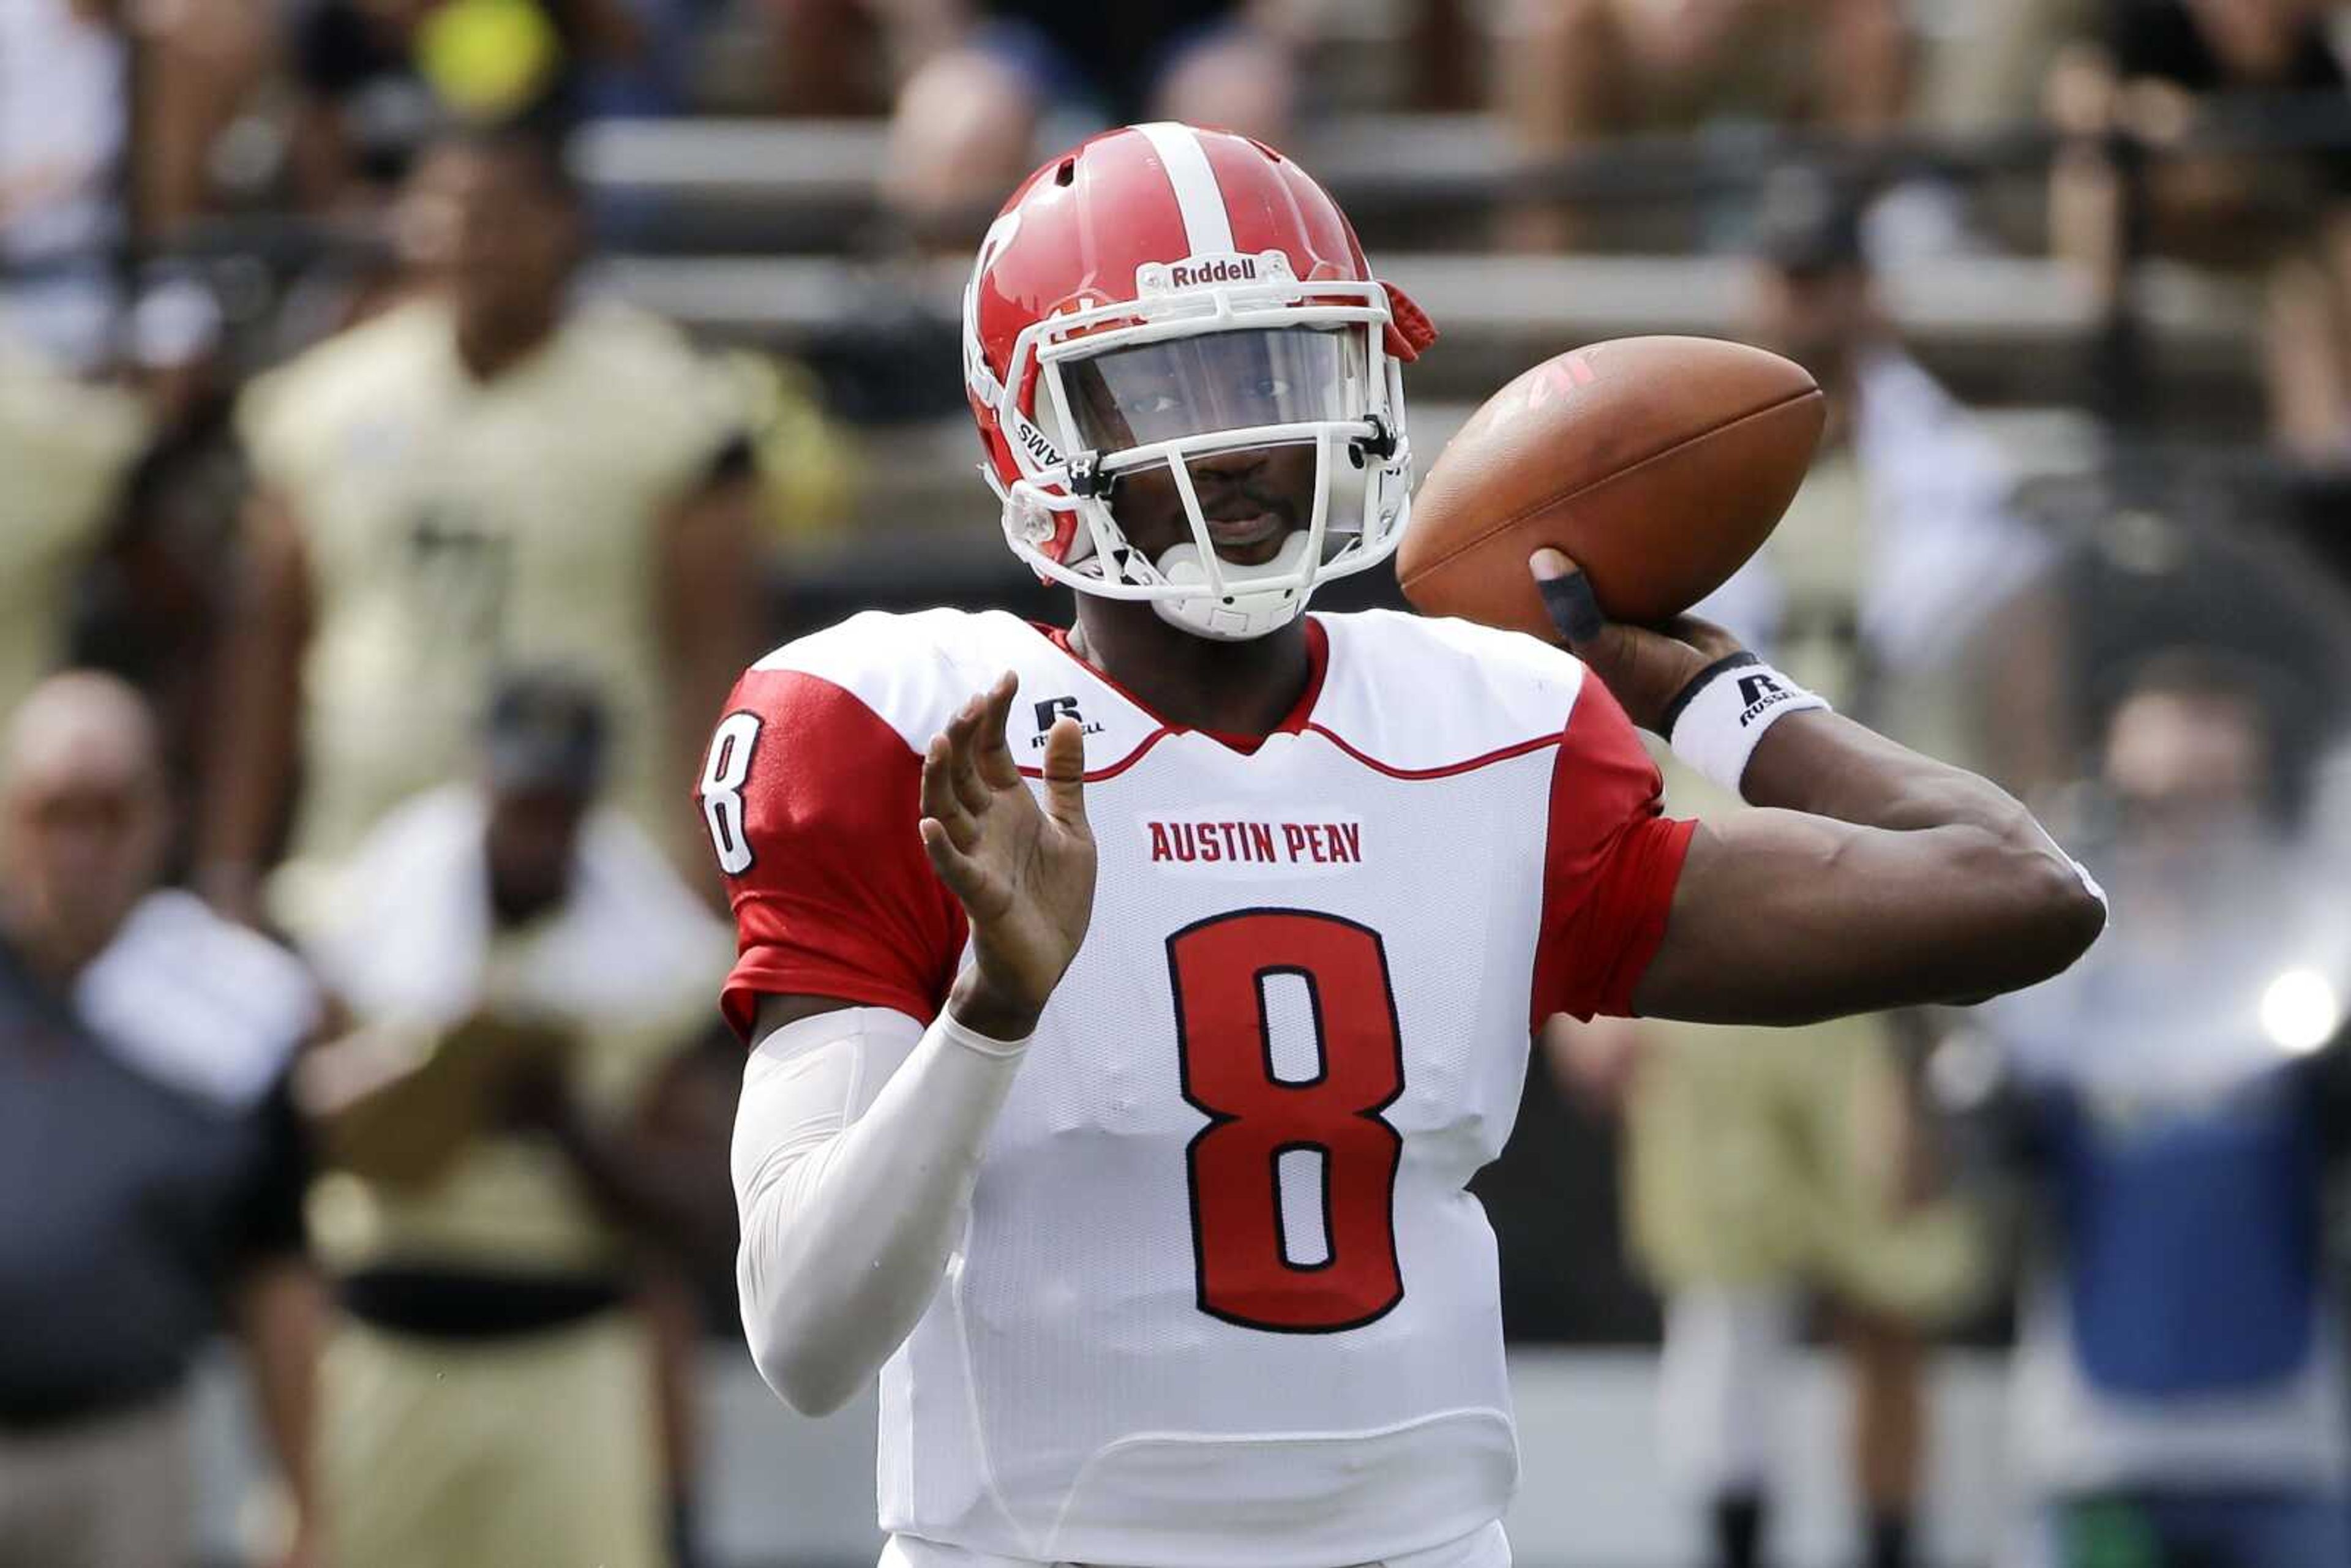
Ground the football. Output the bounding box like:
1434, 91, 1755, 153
1396, 336, 1826, 636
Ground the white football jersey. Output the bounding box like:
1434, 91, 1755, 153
711, 608, 1691, 1567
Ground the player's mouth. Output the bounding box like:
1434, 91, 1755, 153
1202, 509, 1291, 564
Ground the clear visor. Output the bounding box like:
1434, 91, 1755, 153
1063, 326, 1367, 451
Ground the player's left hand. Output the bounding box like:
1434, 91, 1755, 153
1529, 548, 1745, 733
920, 672, 1097, 1040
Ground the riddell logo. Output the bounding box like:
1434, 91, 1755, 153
1171, 255, 1257, 287
1137, 251, 1294, 296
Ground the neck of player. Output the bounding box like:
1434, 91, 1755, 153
1068, 598, 1314, 739
454, 302, 561, 382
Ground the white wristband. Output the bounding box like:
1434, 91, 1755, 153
1665, 654, 1829, 796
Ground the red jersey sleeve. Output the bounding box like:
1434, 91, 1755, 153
1530, 677, 1698, 1024
707, 667, 969, 1037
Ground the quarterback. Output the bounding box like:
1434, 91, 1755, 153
707, 124, 2105, 1568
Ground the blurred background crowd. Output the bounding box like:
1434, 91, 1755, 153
6, 1, 2351, 1566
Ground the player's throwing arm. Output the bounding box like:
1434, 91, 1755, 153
728, 677, 1093, 1414
1393, 336, 2104, 1022
1529, 549, 2108, 1024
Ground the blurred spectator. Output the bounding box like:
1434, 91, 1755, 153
0, 334, 149, 730
1962, 653, 2351, 1567
1918, 0, 2099, 135
0, 0, 225, 372
2, 297, 249, 835
2049, 0, 2351, 460
1708, 166, 2060, 771
842, 0, 1303, 242
1544, 169, 2059, 1568
288, 670, 732, 1568
0, 673, 323, 1568
720, 349, 857, 542
1547, 989, 1981, 1568
286, 0, 650, 210
0, 0, 127, 370
1489, 0, 1912, 251
137, 0, 280, 238
200, 121, 759, 918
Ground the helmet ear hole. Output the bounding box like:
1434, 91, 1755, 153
1055, 158, 1077, 187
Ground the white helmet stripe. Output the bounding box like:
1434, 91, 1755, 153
1133, 122, 1235, 256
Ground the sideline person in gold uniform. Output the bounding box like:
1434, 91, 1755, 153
200, 120, 760, 913
290, 672, 733, 1568
1546, 171, 2050, 1568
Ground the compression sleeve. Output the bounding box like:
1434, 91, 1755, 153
730, 1004, 1027, 1415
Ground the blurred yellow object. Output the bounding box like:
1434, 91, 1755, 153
1627, 1008, 1989, 1324
415, 0, 563, 116
320, 1311, 665, 1568
0, 339, 148, 729
301, 1009, 572, 1190
718, 348, 855, 540
1624, 757, 1989, 1325
239, 298, 745, 869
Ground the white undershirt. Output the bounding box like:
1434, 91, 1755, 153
730, 1004, 1029, 1416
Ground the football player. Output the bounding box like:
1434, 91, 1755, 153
710, 124, 2105, 1568
203, 121, 759, 914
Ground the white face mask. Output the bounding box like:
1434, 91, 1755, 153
976, 279, 1415, 642
1043, 326, 1390, 640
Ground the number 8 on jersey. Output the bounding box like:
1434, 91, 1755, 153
1169, 907, 1406, 1333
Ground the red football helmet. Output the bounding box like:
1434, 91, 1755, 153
962, 122, 1437, 640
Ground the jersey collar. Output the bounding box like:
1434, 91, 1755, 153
1031, 617, 1329, 758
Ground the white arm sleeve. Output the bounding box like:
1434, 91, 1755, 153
730, 1003, 1028, 1416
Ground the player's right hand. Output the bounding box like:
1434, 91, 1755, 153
919, 671, 1097, 1040
1529, 547, 1745, 734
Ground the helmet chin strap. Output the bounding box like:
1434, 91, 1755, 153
1148, 531, 1318, 642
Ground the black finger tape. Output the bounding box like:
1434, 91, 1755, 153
1537, 571, 1608, 645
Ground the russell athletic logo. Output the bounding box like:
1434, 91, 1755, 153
1137, 251, 1296, 297
1736, 671, 1794, 727
1030, 696, 1106, 748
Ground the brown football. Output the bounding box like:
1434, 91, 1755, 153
1396, 336, 1824, 636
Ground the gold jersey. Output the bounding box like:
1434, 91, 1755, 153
0, 341, 146, 723
238, 296, 738, 869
